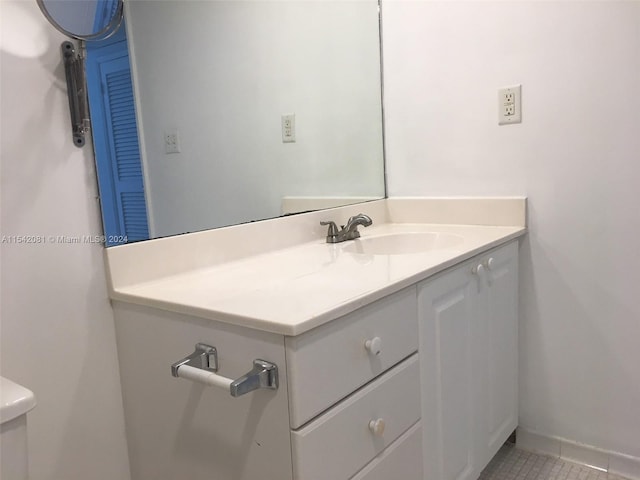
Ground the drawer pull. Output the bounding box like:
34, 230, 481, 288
368, 418, 386, 436
171, 343, 278, 397
364, 337, 383, 356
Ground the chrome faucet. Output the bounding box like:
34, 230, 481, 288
320, 214, 373, 243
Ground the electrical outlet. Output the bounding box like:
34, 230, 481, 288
498, 85, 522, 125
164, 130, 181, 154
282, 114, 295, 143
502, 91, 515, 105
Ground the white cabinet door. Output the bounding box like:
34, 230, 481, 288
418, 263, 481, 480
418, 241, 519, 480
479, 242, 519, 467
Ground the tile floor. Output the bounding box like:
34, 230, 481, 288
479, 443, 629, 480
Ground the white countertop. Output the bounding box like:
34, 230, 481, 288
109, 218, 525, 336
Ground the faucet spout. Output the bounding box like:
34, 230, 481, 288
344, 214, 373, 239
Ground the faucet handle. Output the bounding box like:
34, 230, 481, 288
320, 220, 338, 234
320, 221, 339, 243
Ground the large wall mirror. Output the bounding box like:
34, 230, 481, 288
43, 0, 387, 245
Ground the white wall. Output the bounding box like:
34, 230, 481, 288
383, 0, 640, 460
0, 2, 130, 479
126, 0, 384, 238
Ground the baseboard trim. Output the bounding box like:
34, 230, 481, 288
516, 427, 640, 480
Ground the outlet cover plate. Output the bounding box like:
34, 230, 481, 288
282, 114, 295, 143
498, 85, 522, 125
164, 129, 181, 154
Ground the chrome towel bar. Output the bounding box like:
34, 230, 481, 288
171, 343, 278, 397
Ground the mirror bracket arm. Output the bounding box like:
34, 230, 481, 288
61, 41, 90, 148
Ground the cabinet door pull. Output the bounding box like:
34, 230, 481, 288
484, 257, 495, 270
472, 263, 485, 276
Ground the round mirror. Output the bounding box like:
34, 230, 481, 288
36, 0, 123, 40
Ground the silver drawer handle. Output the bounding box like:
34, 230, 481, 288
171, 343, 278, 397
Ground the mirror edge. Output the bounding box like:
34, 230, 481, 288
36, 0, 125, 41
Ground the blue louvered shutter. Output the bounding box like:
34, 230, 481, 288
86, 37, 149, 245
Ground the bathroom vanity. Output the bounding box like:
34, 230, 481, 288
106, 198, 526, 480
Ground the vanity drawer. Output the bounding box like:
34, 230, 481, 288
351, 421, 423, 480
291, 354, 420, 480
286, 286, 418, 428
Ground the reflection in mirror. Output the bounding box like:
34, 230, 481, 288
90, 0, 386, 245
37, 0, 121, 38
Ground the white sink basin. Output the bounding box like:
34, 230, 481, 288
342, 232, 465, 255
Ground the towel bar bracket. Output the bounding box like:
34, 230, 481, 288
171, 343, 218, 377
171, 343, 278, 397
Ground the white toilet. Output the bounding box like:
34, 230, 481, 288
1, 376, 37, 480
